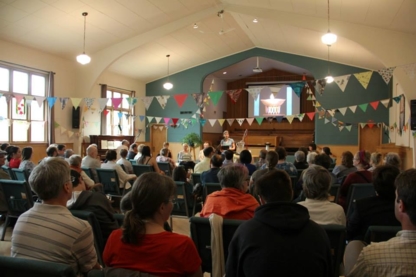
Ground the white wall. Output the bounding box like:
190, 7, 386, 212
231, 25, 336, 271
202, 75, 227, 133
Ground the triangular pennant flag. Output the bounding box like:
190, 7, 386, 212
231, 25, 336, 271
117, 111, 123, 119
191, 118, 197, 125
370, 101, 379, 110
307, 95, 313, 100
191, 114, 197, 118
15, 94, 24, 105
146, 116, 154, 123
286, 115, 295, 124
54, 121, 60, 128
289, 82, 305, 97
226, 89, 243, 103
246, 118, 255, 125
83, 106, 88, 113
103, 110, 109, 116
200, 119, 206, 127
163, 118, 170, 125
208, 91, 223, 106
236, 118, 245, 126
297, 114, 305, 122
4, 93, 13, 103
155, 95, 170, 109
368, 122, 375, 129
24, 95, 34, 108
338, 107, 347, 116
393, 96, 402, 104
124, 113, 130, 120
360, 123, 367, 129
327, 109, 336, 117
141, 97, 154, 110
227, 118, 235, 126
158, 126, 164, 131
349, 105, 357, 113
377, 67, 396, 84
112, 98, 123, 109
315, 101, 321, 107
399, 63, 416, 80
255, 117, 264, 125
358, 103, 368, 112
59, 97, 69, 110
60, 126, 67, 134
208, 119, 217, 127
332, 117, 338, 123
381, 99, 390, 108
67, 130, 74, 138
246, 88, 261, 100
98, 98, 108, 112
218, 119, 225, 126
154, 117, 162, 123
315, 79, 326, 95
276, 116, 284, 123
139, 115, 145, 122
267, 117, 274, 123
306, 112, 315, 121
354, 71, 373, 89
46, 97, 57, 109
333, 74, 351, 92
126, 97, 138, 107
346, 125, 352, 132
191, 92, 208, 109
35, 96, 45, 108
324, 118, 330, 124
85, 98, 94, 110
71, 98, 82, 108
171, 118, 179, 125
339, 126, 344, 132
173, 94, 188, 108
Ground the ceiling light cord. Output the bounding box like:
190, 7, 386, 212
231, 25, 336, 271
83, 12, 87, 54
327, 0, 330, 33
167, 54, 170, 81
327, 45, 331, 75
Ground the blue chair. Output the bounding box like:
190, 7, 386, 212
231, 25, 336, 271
329, 183, 341, 203
129, 159, 137, 165
191, 173, 201, 186
320, 224, 346, 277
132, 164, 154, 178
345, 183, 375, 218
202, 183, 221, 203
81, 167, 93, 180
157, 162, 172, 176
12, 168, 29, 182
95, 168, 121, 195
364, 225, 402, 244
2, 165, 15, 180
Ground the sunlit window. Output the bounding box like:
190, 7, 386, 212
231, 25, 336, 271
104, 89, 134, 136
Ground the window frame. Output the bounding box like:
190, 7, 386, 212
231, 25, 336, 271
103, 88, 135, 136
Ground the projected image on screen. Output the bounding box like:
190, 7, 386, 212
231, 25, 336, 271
248, 85, 300, 118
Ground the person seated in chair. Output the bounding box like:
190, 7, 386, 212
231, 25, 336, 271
81, 144, 102, 183
156, 148, 176, 171
200, 164, 259, 220
177, 143, 195, 172
67, 170, 119, 246
117, 149, 134, 174
137, 146, 164, 175
69, 155, 97, 190
127, 143, 138, 160
222, 150, 234, 166
238, 150, 256, 175
19, 146, 36, 172
0, 150, 10, 214
11, 158, 100, 276
101, 150, 136, 191
226, 169, 333, 277
194, 146, 214, 174
294, 150, 309, 170
200, 154, 223, 186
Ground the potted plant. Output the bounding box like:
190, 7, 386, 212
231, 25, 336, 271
182, 132, 202, 148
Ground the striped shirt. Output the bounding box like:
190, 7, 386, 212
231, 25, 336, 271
11, 203, 97, 277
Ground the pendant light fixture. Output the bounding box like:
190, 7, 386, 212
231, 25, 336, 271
76, 12, 91, 65
163, 54, 173, 90
325, 45, 334, 84
321, 0, 337, 46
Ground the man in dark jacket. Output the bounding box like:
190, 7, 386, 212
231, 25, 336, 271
200, 154, 223, 186
226, 169, 333, 277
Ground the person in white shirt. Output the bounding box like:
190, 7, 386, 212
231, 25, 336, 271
69, 154, 96, 189
194, 146, 214, 174
156, 148, 175, 170
298, 165, 346, 226
116, 140, 129, 161
102, 150, 136, 191
198, 142, 210, 161
81, 145, 102, 183
117, 149, 133, 174
133, 144, 145, 161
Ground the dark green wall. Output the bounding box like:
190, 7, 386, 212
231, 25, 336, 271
146, 48, 390, 144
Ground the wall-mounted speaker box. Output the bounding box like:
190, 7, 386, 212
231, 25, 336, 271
72, 107, 80, 129
411, 100, 416, 131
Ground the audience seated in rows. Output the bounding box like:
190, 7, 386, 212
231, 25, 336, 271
7, 146, 21, 168
64, 149, 74, 164
0, 150, 10, 213
133, 144, 145, 161
261, 147, 297, 177
368, 152, 382, 172
226, 169, 333, 277
345, 168, 416, 276
102, 150, 136, 190
103, 172, 202, 277
155, 148, 176, 170
200, 154, 223, 186
117, 149, 133, 174
116, 140, 129, 161
127, 143, 138, 160
198, 142, 210, 161
250, 150, 278, 194
347, 165, 401, 241
255, 149, 267, 169
294, 150, 308, 170
11, 158, 100, 276
194, 146, 214, 174
298, 165, 346, 226
69, 155, 96, 189
137, 146, 164, 175
239, 150, 256, 175
200, 164, 259, 220
81, 144, 101, 183
172, 166, 194, 208
67, 170, 119, 246
385, 152, 401, 170
338, 150, 372, 211
19, 146, 36, 172
332, 151, 357, 179
222, 150, 234, 166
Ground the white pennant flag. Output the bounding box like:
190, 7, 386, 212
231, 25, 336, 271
227, 118, 235, 126
158, 126, 164, 131
141, 97, 154, 110
155, 117, 162, 123
208, 119, 217, 127
155, 96, 170, 109
324, 118, 330, 124
246, 88, 262, 100
236, 118, 245, 126
339, 126, 344, 132
147, 116, 154, 123
349, 105, 357, 113
195, 109, 201, 114
338, 107, 348, 116
333, 74, 351, 92
67, 130, 74, 138
269, 85, 284, 95
35, 96, 45, 108
286, 115, 295, 124
60, 126, 66, 134
98, 98, 108, 112
381, 99, 390, 108
246, 118, 254, 125
377, 67, 396, 84
191, 114, 197, 118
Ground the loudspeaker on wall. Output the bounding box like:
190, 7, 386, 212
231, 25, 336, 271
72, 107, 80, 129
411, 100, 416, 131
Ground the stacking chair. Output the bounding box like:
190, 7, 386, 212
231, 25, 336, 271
364, 225, 401, 244
0, 256, 76, 277
190, 217, 245, 274
157, 162, 172, 176
81, 167, 93, 180
0, 180, 34, 241
191, 173, 201, 186
70, 210, 104, 267
345, 183, 375, 218
2, 165, 15, 180
129, 159, 137, 165
320, 224, 346, 277
170, 181, 192, 230
202, 183, 221, 203
12, 168, 29, 182
132, 164, 154, 178
95, 168, 121, 195
329, 183, 340, 203
119, 164, 126, 173
286, 155, 295, 163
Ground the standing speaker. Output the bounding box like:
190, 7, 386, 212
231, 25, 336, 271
411, 100, 416, 131
72, 107, 80, 129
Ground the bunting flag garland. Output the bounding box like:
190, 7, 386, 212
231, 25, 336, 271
67, 130, 74, 138
139, 115, 145, 122
255, 117, 264, 125
246, 118, 255, 125
333, 74, 351, 92
358, 103, 368, 112
103, 110, 109, 116
324, 118, 330, 124
286, 115, 295, 124
380, 99, 390, 108
15, 94, 24, 105
117, 111, 123, 119
158, 126, 164, 131
246, 88, 262, 100
377, 67, 395, 84
297, 113, 305, 122
269, 86, 283, 95
25, 96, 34, 108
163, 118, 170, 125
354, 71, 373, 89
226, 89, 243, 103
34, 96, 44, 108
208, 119, 217, 127
85, 98, 94, 110
338, 107, 347, 116
267, 117, 274, 123
289, 82, 305, 97
393, 95, 402, 104
349, 105, 357, 113
276, 116, 284, 123
59, 97, 69, 110
4, 93, 13, 103
98, 98, 108, 112
112, 98, 123, 109
399, 63, 416, 80
200, 119, 206, 126
154, 117, 162, 123
155, 96, 170, 109
54, 121, 60, 128
141, 97, 154, 110
126, 97, 137, 107
226, 118, 235, 126
306, 112, 315, 121
315, 79, 326, 95
192, 92, 207, 109
208, 91, 223, 106
370, 101, 379, 110
345, 124, 352, 132
236, 118, 245, 126
173, 94, 188, 108
71, 98, 83, 109
218, 119, 225, 126
339, 125, 344, 132
146, 116, 154, 123
360, 123, 367, 129
46, 97, 57, 109
171, 118, 179, 125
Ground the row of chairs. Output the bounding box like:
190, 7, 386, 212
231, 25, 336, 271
1, 166, 30, 182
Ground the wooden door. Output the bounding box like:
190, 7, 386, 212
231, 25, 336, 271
359, 125, 381, 153
150, 124, 167, 157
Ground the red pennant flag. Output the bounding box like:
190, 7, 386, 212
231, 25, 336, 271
103, 110, 109, 116
368, 123, 375, 129
173, 94, 188, 108
112, 98, 123, 109
370, 101, 379, 110
306, 112, 315, 121
172, 118, 179, 125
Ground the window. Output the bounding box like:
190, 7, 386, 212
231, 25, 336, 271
0, 65, 48, 142
104, 89, 134, 136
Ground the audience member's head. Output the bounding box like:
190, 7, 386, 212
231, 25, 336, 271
105, 150, 117, 161
372, 165, 400, 200
1, 143, 9, 151
370, 152, 383, 168
137, 144, 145, 154
258, 149, 267, 160
265, 151, 279, 170
306, 152, 318, 165
68, 154, 82, 167
46, 146, 58, 158
308, 143, 317, 152
203, 146, 214, 158
395, 169, 416, 226
172, 166, 187, 182
120, 149, 128, 159
64, 149, 74, 158
22, 147, 33, 161
29, 158, 71, 201
203, 142, 210, 149
86, 145, 98, 158
121, 140, 130, 146
163, 142, 169, 148
182, 143, 189, 151
341, 151, 354, 168
322, 147, 332, 156
385, 152, 401, 169
0, 150, 6, 166
298, 147, 308, 158
302, 165, 331, 200
239, 150, 252, 164
224, 150, 234, 161
70, 169, 85, 190
211, 154, 224, 168
141, 146, 151, 157
120, 191, 132, 213
354, 150, 371, 170
7, 146, 20, 161
57, 144, 66, 156
275, 147, 287, 160
255, 170, 292, 203
314, 153, 332, 170
160, 148, 169, 157
130, 143, 138, 152
122, 173, 175, 244
294, 150, 305, 163
218, 164, 248, 192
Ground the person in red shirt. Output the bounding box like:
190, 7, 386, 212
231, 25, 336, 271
103, 172, 202, 277
7, 146, 21, 168
200, 164, 259, 220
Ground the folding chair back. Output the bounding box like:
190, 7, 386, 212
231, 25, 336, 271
320, 224, 346, 277
2, 166, 16, 180
203, 183, 221, 203
191, 173, 201, 186
132, 164, 154, 178
95, 168, 121, 195
329, 183, 340, 203
364, 225, 402, 244
12, 168, 29, 182
346, 183, 375, 218
157, 162, 171, 176
81, 167, 93, 180
172, 181, 190, 217
286, 155, 295, 163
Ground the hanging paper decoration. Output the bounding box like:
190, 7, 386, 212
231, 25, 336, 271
377, 67, 396, 84
399, 63, 416, 80
155, 95, 170, 109
236, 118, 245, 126
315, 79, 326, 95
141, 97, 154, 110
339, 126, 344, 132
85, 98, 94, 110
331, 117, 338, 124
191, 118, 197, 125
191, 92, 208, 109
286, 115, 295, 124
217, 119, 225, 126
369, 101, 379, 110
163, 118, 170, 125
54, 121, 60, 128
158, 126, 164, 131
354, 71, 373, 89
33, 96, 44, 108
4, 93, 13, 103
15, 97, 25, 115
103, 110, 109, 116
71, 98, 82, 108
139, 115, 145, 122
267, 117, 274, 123
173, 94, 188, 108
171, 118, 179, 125
255, 117, 264, 125
246, 118, 255, 125
358, 103, 368, 112
306, 112, 315, 121
338, 107, 347, 116
349, 105, 357, 113
208, 119, 217, 127
297, 114, 305, 122
289, 82, 305, 97
275, 116, 284, 123
246, 88, 262, 100
226, 89, 243, 103
346, 124, 352, 132
333, 74, 351, 92
324, 118, 330, 124
393, 95, 402, 104
200, 119, 206, 126
226, 118, 235, 126
58, 97, 68, 110
146, 116, 154, 123
112, 98, 123, 109
367, 122, 375, 129
154, 117, 162, 123
126, 97, 137, 107
208, 91, 223, 106
380, 99, 390, 108
24, 95, 34, 108
117, 111, 123, 119
97, 98, 108, 112
68, 130, 74, 138
46, 97, 57, 109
